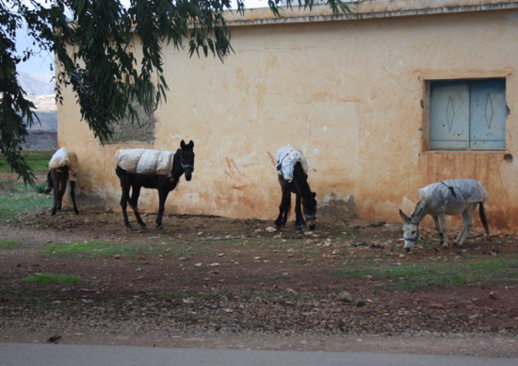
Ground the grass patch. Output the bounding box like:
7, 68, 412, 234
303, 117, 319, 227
330, 256, 518, 290
43, 240, 195, 259
0, 150, 53, 174
0, 240, 21, 249
0, 192, 52, 221
21, 274, 84, 284
44, 241, 155, 258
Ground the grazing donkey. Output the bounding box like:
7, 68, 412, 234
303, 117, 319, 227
274, 145, 317, 233
399, 179, 489, 252
115, 140, 195, 230
45, 147, 79, 215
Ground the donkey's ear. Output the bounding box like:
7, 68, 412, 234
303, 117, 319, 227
181, 140, 186, 149
188, 140, 194, 148
399, 209, 410, 223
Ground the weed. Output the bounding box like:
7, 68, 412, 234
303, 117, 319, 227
330, 256, 518, 290
0, 192, 51, 221
21, 274, 84, 284
0, 240, 21, 249
43, 241, 154, 258
42, 240, 196, 259
33, 182, 48, 194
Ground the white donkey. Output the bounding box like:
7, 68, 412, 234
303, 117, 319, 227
399, 179, 489, 252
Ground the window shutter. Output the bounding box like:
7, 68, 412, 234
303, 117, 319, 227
469, 79, 506, 149
430, 81, 470, 149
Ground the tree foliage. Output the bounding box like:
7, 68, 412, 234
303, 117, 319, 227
0, 0, 349, 185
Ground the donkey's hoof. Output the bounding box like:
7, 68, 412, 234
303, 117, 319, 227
156, 225, 163, 231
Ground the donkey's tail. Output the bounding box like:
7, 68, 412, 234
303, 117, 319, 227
479, 202, 489, 236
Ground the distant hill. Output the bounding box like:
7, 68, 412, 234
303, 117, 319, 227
17, 73, 58, 131
24, 130, 57, 151
16, 73, 58, 149
18, 72, 55, 95
28, 110, 57, 131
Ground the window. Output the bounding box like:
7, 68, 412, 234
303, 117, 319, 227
429, 79, 506, 150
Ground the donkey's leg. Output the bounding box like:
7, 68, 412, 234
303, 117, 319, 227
69, 180, 79, 214
275, 188, 290, 229
129, 185, 146, 229
456, 205, 475, 246
432, 215, 444, 245
58, 170, 69, 210
294, 193, 305, 233
51, 171, 63, 215
119, 180, 133, 229
156, 190, 170, 230
283, 193, 291, 227
438, 213, 451, 247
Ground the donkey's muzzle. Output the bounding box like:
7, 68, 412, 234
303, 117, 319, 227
184, 170, 193, 181
306, 217, 316, 231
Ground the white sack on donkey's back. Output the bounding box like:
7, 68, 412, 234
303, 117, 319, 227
276, 145, 308, 183
49, 147, 79, 181
115, 149, 174, 176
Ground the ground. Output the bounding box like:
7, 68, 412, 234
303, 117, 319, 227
0, 204, 517, 357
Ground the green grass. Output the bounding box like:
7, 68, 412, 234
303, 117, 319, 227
330, 256, 518, 290
21, 274, 84, 284
0, 150, 53, 174
0, 240, 21, 249
43, 240, 195, 259
44, 241, 155, 258
0, 150, 53, 193
0, 192, 52, 221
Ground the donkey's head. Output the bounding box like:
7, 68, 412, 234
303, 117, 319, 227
399, 209, 419, 252
303, 191, 317, 231
180, 140, 195, 181
44, 170, 54, 194
399, 200, 428, 252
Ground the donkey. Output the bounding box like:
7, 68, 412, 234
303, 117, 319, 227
399, 179, 489, 252
45, 147, 79, 216
115, 140, 194, 230
274, 146, 317, 233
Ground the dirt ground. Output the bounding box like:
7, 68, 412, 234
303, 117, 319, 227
0, 205, 517, 357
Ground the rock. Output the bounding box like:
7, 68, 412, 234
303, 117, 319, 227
265, 227, 277, 233
337, 291, 354, 302
356, 299, 366, 307
488, 291, 499, 300
430, 303, 445, 310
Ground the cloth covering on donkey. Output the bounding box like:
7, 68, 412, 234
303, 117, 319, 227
115, 149, 174, 177
48, 147, 79, 181
418, 179, 489, 212
276, 145, 308, 183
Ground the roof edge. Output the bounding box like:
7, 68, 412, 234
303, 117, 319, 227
225, 0, 518, 26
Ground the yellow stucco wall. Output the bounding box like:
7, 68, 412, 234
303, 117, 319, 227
58, 0, 518, 232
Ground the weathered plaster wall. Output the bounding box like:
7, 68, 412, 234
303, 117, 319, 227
58, 1, 518, 232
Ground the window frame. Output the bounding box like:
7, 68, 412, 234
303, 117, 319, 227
423, 77, 507, 152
